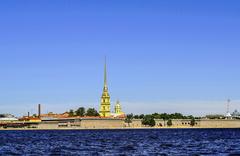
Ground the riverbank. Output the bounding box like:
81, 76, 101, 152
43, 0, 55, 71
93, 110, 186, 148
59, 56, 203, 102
1, 118, 240, 130
1, 126, 240, 131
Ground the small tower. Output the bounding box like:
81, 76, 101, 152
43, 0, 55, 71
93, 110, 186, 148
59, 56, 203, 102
115, 100, 122, 114
99, 58, 111, 117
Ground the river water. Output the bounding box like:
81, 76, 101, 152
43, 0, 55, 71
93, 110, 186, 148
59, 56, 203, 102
0, 129, 240, 155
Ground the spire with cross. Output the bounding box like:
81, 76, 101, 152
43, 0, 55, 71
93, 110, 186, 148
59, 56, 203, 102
99, 57, 111, 117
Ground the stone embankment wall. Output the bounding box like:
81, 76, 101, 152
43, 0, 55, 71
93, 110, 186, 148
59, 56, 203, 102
80, 119, 124, 129
3, 118, 240, 129
198, 119, 240, 128
38, 121, 59, 129
37, 118, 125, 129
130, 119, 240, 128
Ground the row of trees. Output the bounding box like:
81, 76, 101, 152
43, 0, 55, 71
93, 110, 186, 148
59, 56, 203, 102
133, 113, 195, 120
69, 107, 99, 117
125, 113, 196, 127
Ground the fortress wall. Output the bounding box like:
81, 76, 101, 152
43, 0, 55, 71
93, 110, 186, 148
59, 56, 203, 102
129, 119, 142, 128
131, 119, 196, 128
24, 119, 240, 129
38, 119, 125, 129
38, 121, 59, 129
161, 119, 240, 128
80, 119, 125, 129
199, 119, 240, 128
130, 119, 199, 128
157, 119, 240, 128
171, 119, 201, 127
130, 119, 240, 128
155, 119, 165, 127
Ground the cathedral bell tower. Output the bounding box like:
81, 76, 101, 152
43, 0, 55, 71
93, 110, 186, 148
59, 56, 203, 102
99, 58, 111, 117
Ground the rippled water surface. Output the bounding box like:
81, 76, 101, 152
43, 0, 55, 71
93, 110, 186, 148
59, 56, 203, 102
0, 129, 240, 155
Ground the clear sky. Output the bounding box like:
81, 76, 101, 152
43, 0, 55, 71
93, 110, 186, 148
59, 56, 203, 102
0, 1, 240, 116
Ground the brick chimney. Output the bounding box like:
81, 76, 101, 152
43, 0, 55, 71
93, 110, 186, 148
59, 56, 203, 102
38, 104, 41, 118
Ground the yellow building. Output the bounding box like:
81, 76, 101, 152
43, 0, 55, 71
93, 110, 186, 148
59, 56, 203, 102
99, 59, 111, 117
114, 100, 124, 115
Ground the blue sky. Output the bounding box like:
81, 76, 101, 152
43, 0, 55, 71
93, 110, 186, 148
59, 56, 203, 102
0, 1, 240, 116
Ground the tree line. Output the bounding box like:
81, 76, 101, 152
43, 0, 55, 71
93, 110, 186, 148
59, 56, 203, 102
133, 113, 195, 120
68, 107, 99, 117
125, 113, 197, 127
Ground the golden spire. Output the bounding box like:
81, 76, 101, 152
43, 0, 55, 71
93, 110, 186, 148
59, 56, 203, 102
100, 57, 111, 117
104, 57, 108, 91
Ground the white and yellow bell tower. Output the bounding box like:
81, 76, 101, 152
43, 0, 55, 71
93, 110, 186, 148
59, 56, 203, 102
115, 100, 123, 115
99, 59, 111, 117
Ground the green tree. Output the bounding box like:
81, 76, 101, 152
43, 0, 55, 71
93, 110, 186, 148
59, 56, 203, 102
190, 118, 196, 127
167, 119, 172, 127
86, 108, 99, 117
133, 115, 139, 119
125, 114, 133, 126
152, 113, 161, 119
69, 109, 75, 117
206, 114, 225, 119
142, 115, 156, 127
139, 114, 145, 119
75, 107, 85, 117
187, 115, 194, 119
160, 113, 169, 120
